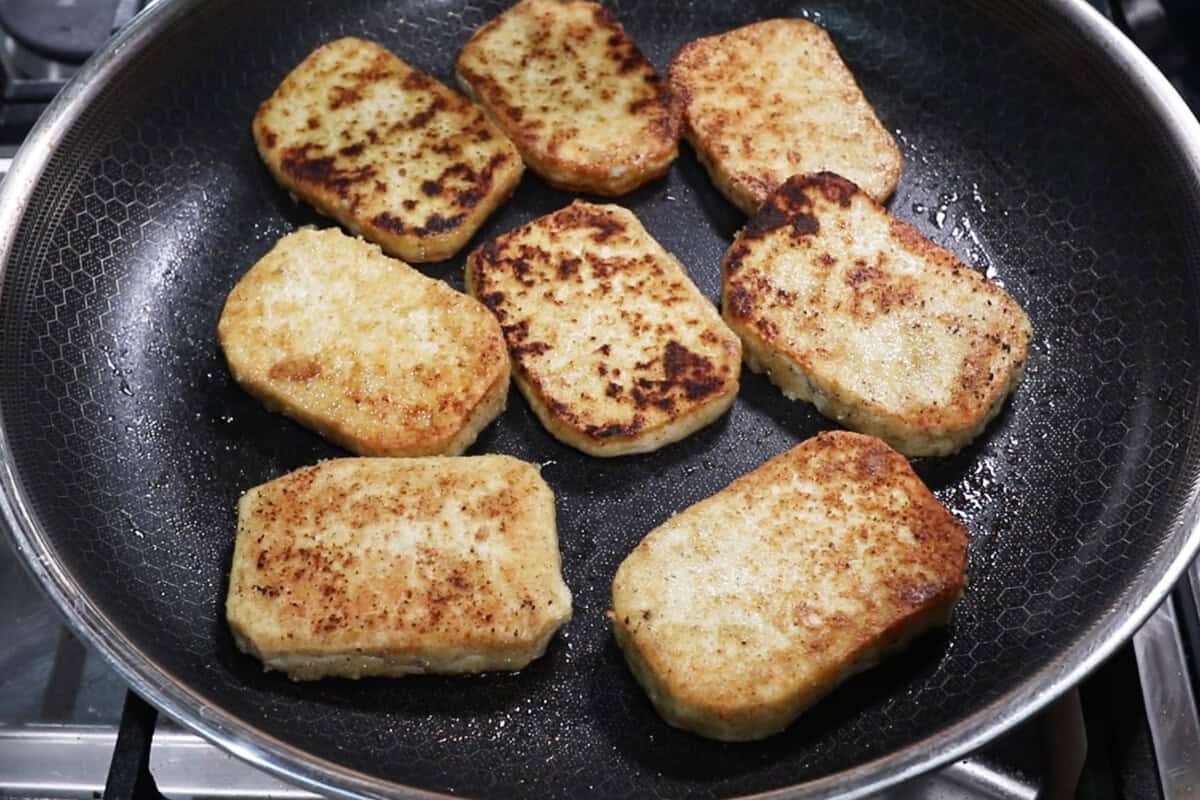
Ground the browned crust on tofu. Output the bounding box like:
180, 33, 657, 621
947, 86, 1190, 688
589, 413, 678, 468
466, 201, 741, 456
611, 431, 967, 740
226, 456, 572, 679
670, 19, 902, 213
253, 37, 524, 262
457, 0, 681, 195
722, 172, 1032, 456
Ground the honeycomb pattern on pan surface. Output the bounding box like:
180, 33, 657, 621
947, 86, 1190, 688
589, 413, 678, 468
2, 0, 1200, 796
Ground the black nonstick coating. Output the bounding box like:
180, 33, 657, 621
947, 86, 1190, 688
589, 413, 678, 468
3, 0, 1200, 797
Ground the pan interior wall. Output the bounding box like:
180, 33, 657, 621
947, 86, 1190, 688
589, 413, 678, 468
2, 0, 1199, 796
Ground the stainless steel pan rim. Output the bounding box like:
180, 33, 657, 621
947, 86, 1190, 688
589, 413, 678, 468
1, 0, 1199, 797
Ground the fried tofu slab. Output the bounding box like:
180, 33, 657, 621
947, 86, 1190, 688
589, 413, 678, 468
467, 201, 741, 456
254, 37, 523, 262
723, 173, 1031, 457
457, 0, 680, 195
611, 431, 968, 740
670, 19, 902, 213
218, 227, 509, 457
226, 456, 572, 680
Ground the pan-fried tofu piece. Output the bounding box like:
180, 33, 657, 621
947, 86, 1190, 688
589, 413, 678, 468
253, 37, 523, 262
466, 202, 741, 456
457, 0, 680, 195
226, 456, 572, 680
611, 431, 967, 741
670, 19, 902, 213
218, 227, 509, 457
723, 173, 1031, 456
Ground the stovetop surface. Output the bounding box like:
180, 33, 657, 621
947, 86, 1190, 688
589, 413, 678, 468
1, 538, 125, 727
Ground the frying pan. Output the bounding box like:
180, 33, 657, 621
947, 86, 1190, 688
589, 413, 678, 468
2, 0, 1199, 797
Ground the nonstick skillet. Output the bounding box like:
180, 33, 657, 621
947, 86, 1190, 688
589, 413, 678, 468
2, 0, 1200, 797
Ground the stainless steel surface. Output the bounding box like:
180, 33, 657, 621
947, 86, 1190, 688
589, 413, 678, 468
151, 724, 320, 799
0, 727, 113, 799
914, 761, 1037, 800
0, 729, 1035, 800
1187, 557, 1200, 646
0, 528, 1078, 800
1133, 595, 1200, 799
1040, 689, 1088, 800
0, 724, 319, 799
0, 0, 1198, 798
0, 712, 1077, 799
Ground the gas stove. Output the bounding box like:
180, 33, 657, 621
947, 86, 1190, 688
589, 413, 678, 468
0, 1, 1197, 798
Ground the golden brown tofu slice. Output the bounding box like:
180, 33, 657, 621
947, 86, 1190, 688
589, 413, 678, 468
670, 19, 902, 213
457, 0, 680, 195
466, 201, 741, 456
611, 431, 967, 740
218, 227, 510, 457
723, 173, 1031, 456
226, 456, 573, 680
253, 37, 524, 262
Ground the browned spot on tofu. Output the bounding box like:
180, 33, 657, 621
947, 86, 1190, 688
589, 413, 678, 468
423, 213, 466, 233
268, 357, 323, 382
557, 257, 581, 279
726, 284, 754, 319
280, 144, 377, 198
372, 211, 407, 233
847, 264, 881, 287
405, 95, 447, 130
329, 85, 360, 109
740, 175, 822, 240
402, 71, 434, 91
